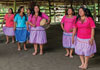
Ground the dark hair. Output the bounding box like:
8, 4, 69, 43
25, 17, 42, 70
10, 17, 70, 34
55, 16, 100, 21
27, 8, 32, 14
66, 7, 75, 15
31, 5, 42, 17
76, 7, 86, 23
15, 6, 27, 20
9, 8, 13, 14
85, 8, 93, 19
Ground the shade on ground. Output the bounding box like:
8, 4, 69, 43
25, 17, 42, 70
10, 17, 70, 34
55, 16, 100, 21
0, 24, 100, 70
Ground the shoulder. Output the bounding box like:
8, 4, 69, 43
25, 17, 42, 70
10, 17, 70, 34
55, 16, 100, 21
62, 15, 66, 19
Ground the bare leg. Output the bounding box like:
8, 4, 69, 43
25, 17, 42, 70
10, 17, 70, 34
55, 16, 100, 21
5, 35, 9, 44
65, 48, 69, 56
40, 44, 43, 55
79, 55, 85, 69
18, 42, 21, 51
12, 36, 15, 43
24, 42, 27, 51
33, 44, 38, 55
83, 56, 89, 69
70, 49, 73, 58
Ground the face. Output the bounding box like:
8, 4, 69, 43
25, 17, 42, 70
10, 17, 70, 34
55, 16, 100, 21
79, 8, 85, 17
27, 9, 31, 14
34, 6, 39, 13
21, 7, 24, 13
8, 9, 12, 14
67, 9, 73, 15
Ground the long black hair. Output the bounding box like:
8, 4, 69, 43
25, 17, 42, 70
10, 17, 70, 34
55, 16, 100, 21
9, 8, 14, 14
66, 7, 75, 15
15, 6, 27, 20
76, 7, 86, 23
85, 8, 93, 19
27, 8, 32, 14
31, 5, 42, 17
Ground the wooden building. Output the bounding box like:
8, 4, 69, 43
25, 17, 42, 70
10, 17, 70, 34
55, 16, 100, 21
0, 0, 99, 23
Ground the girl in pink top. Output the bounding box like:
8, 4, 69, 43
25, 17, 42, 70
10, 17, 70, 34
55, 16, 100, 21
27, 5, 50, 55
72, 7, 96, 69
61, 7, 76, 58
1, 8, 15, 44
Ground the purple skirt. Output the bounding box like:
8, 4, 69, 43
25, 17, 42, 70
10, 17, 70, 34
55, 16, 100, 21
75, 37, 96, 56
62, 32, 76, 48
29, 27, 47, 44
3, 26, 15, 36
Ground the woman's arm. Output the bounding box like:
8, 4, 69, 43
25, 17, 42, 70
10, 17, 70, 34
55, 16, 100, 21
14, 22, 16, 30
89, 28, 95, 45
28, 21, 36, 27
72, 28, 77, 44
61, 23, 65, 32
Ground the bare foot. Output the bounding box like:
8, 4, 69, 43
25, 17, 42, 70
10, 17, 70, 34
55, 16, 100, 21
40, 52, 43, 55
65, 53, 69, 57
24, 48, 28, 51
12, 41, 15, 43
69, 55, 73, 58
79, 64, 84, 69
32, 52, 37, 56
5, 41, 9, 44
83, 64, 88, 69
18, 48, 21, 51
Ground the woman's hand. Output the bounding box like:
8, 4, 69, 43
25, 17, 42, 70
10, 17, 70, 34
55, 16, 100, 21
89, 39, 94, 46
69, 29, 73, 32
14, 27, 16, 31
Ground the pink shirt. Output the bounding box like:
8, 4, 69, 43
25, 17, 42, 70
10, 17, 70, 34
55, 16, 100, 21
61, 15, 76, 33
4, 14, 14, 27
75, 17, 96, 39
28, 13, 49, 27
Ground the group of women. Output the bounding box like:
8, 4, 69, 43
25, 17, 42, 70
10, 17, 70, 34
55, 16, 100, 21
1, 5, 96, 69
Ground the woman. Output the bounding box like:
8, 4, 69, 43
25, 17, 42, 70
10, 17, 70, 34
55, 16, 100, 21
61, 7, 76, 58
1, 8, 15, 44
14, 6, 28, 51
72, 7, 96, 69
28, 5, 50, 55
26, 8, 31, 43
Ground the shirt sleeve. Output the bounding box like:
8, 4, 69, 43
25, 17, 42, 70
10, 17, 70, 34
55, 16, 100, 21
14, 14, 18, 22
61, 16, 65, 24
28, 14, 32, 22
42, 13, 49, 20
72, 16, 77, 28
88, 17, 96, 28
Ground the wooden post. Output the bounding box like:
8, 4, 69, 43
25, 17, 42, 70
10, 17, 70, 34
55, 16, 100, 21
98, 0, 100, 22
14, 0, 16, 13
48, 0, 51, 19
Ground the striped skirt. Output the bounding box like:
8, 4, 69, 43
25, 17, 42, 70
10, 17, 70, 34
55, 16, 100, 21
62, 32, 76, 48
15, 27, 28, 43
75, 37, 96, 56
29, 27, 47, 44
3, 26, 15, 36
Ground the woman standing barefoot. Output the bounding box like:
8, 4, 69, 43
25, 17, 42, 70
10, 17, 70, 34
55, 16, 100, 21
14, 6, 28, 51
72, 7, 96, 69
2, 8, 15, 44
61, 7, 76, 58
28, 5, 50, 55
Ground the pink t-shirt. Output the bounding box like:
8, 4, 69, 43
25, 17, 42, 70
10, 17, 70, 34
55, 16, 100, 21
75, 17, 96, 39
61, 15, 76, 33
4, 14, 14, 27
28, 13, 49, 27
